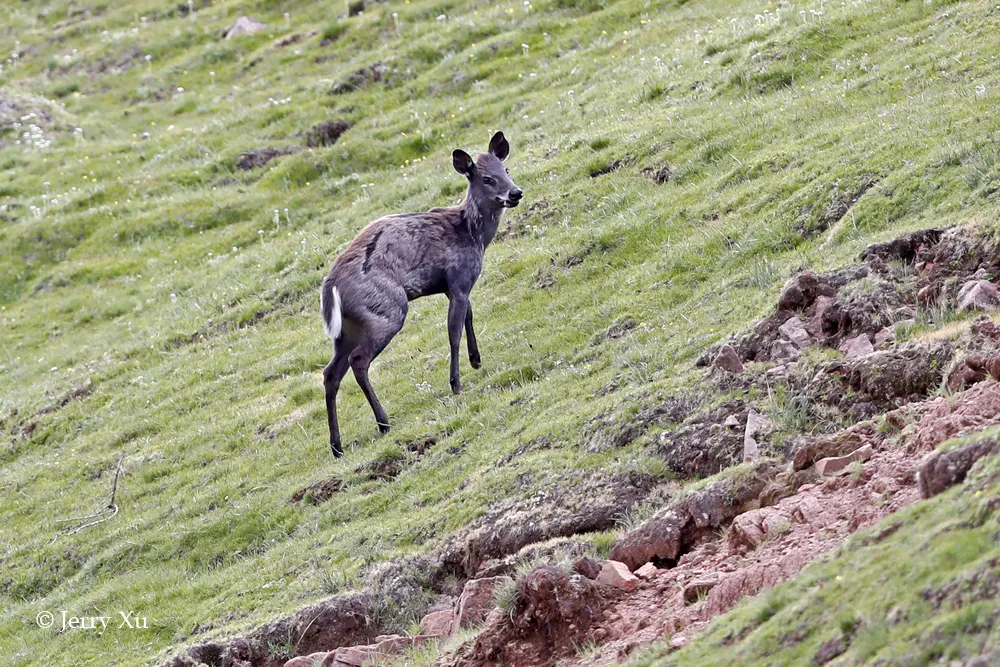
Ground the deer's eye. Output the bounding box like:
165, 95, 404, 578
482, 176, 496, 186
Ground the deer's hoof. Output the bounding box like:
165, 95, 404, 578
470, 355, 482, 369
331, 443, 344, 458
451, 382, 462, 395
377, 421, 391, 435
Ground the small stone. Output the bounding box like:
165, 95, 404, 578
958, 280, 1000, 311
743, 409, 771, 463
765, 364, 787, 377
713, 344, 744, 373
635, 562, 661, 579
778, 316, 812, 349
572, 556, 602, 580
419, 609, 455, 637
330, 646, 378, 667
597, 560, 640, 591
770, 339, 801, 362
814, 444, 874, 476
284, 653, 329, 667
224, 16, 267, 39
373, 636, 414, 655
838, 334, 874, 360
806, 295, 836, 338
455, 576, 511, 629
682, 574, 720, 603
723, 415, 741, 428
873, 327, 895, 347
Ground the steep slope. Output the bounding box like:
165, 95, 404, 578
2, 0, 1000, 665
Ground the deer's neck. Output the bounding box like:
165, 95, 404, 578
459, 196, 504, 249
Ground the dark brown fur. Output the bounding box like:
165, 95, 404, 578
320, 132, 522, 456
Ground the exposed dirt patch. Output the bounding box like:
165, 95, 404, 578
355, 453, 406, 481
446, 566, 616, 667
589, 154, 636, 177
289, 477, 345, 505
583, 392, 698, 452
799, 173, 880, 237
236, 146, 302, 171
328, 62, 391, 95
654, 401, 752, 478
162, 594, 373, 667
439, 471, 658, 578
305, 119, 349, 148
475, 538, 598, 579
641, 164, 673, 184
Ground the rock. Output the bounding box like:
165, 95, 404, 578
456, 576, 511, 629
419, 609, 455, 637
859, 227, 945, 264
609, 462, 779, 570
946, 360, 987, 393
682, 574, 720, 603
571, 556, 601, 580
873, 327, 895, 348
654, 401, 749, 478
439, 471, 655, 577
450, 565, 604, 665
805, 295, 836, 338
778, 316, 812, 349
723, 415, 741, 428
597, 560, 639, 591
743, 409, 772, 463
845, 342, 954, 407
634, 562, 661, 579
728, 507, 793, 550
713, 344, 744, 373
792, 426, 873, 471
770, 339, 801, 362
839, 334, 874, 360
918, 438, 1000, 498
329, 645, 384, 667
814, 444, 874, 475
765, 364, 788, 377
284, 654, 329, 667
958, 280, 1000, 311
225, 16, 266, 39
778, 272, 839, 312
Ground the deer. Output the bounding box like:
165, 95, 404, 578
320, 131, 523, 457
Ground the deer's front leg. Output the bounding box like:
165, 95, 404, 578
465, 302, 481, 369
447, 293, 469, 394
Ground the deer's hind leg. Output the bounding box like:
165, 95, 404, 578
350, 297, 407, 435
323, 336, 354, 458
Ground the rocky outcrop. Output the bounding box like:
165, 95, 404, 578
918, 438, 1000, 499
609, 462, 780, 570
439, 471, 656, 577
447, 566, 611, 667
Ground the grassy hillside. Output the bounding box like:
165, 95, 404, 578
2, 0, 999, 664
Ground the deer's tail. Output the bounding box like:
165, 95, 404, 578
320, 278, 342, 344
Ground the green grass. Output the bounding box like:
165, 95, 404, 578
2, 0, 1000, 664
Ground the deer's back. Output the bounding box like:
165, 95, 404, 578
328, 208, 482, 302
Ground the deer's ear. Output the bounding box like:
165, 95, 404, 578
452, 149, 475, 177
488, 131, 509, 161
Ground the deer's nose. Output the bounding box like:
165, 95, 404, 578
509, 188, 523, 201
